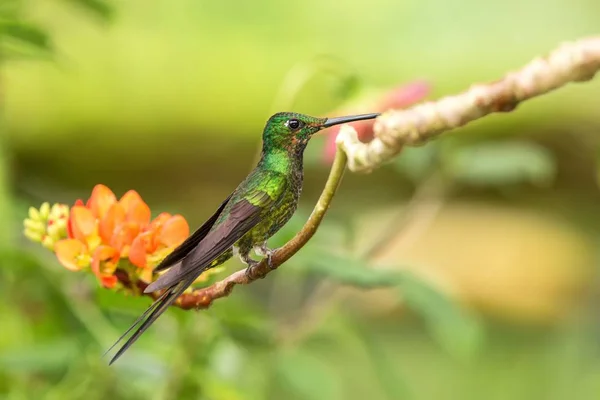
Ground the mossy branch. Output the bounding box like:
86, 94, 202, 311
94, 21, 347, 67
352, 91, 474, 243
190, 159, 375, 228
338, 36, 600, 172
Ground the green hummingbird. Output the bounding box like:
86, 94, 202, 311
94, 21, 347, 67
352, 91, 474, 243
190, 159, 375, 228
107, 111, 379, 364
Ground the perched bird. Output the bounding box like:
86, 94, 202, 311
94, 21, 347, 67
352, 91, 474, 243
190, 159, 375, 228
107, 111, 379, 364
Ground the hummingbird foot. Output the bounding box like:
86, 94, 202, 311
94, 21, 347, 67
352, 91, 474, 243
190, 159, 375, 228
253, 243, 276, 270
240, 252, 262, 280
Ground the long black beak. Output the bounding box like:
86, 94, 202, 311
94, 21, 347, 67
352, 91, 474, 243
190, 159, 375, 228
322, 113, 380, 128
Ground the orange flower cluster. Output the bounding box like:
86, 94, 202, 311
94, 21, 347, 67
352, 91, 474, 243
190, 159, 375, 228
29, 184, 190, 289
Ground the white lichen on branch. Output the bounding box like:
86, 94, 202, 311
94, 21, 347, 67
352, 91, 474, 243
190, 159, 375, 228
337, 37, 600, 172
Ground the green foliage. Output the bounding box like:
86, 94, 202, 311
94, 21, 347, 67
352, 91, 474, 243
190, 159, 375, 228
64, 0, 114, 20
394, 139, 557, 189
0, 20, 51, 51
302, 250, 399, 288
394, 272, 483, 359
353, 324, 411, 400
393, 143, 441, 183
0, 0, 113, 60
444, 141, 556, 188
0, 339, 77, 373
301, 249, 484, 359
0, 129, 10, 246
275, 348, 342, 400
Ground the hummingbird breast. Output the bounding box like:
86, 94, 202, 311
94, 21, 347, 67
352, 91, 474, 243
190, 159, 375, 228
237, 166, 303, 253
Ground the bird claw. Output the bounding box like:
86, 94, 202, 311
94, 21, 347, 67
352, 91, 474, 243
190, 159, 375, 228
265, 250, 275, 270
254, 244, 276, 271
244, 260, 259, 280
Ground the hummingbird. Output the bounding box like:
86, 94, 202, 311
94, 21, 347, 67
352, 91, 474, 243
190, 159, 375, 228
107, 111, 379, 364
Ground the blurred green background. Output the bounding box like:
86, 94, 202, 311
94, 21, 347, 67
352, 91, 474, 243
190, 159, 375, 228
2, 0, 600, 399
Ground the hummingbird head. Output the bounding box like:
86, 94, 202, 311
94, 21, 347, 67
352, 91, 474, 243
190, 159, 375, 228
262, 112, 380, 153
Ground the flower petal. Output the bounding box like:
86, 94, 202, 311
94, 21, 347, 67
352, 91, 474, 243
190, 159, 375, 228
87, 184, 117, 219
110, 221, 140, 253
68, 206, 97, 242
55, 239, 88, 271
149, 212, 172, 230
99, 203, 126, 244
127, 201, 151, 228
129, 233, 152, 268
158, 215, 190, 247
138, 267, 154, 284
119, 190, 151, 227
100, 275, 118, 289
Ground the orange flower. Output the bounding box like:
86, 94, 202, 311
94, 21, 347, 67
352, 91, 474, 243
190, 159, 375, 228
129, 213, 189, 271
52, 184, 190, 289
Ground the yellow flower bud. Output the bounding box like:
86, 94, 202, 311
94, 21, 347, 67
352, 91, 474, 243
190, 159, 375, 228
39, 202, 51, 220
42, 235, 55, 250
47, 223, 61, 240
28, 207, 41, 221
50, 203, 69, 220
55, 218, 68, 238
23, 218, 45, 233
24, 229, 43, 242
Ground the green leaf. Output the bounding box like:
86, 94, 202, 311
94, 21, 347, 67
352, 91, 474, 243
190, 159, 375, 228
393, 143, 440, 182
0, 340, 78, 372
445, 141, 556, 187
395, 271, 484, 359
0, 0, 20, 19
0, 117, 11, 246
301, 250, 400, 288
302, 251, 483, 359
0, 20, 51, 51
275, 348, 342, 400
65, 0, 114, 20
353, 324, 411, 400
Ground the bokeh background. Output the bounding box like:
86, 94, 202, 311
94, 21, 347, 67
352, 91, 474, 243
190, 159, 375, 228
2, 0, 600, 399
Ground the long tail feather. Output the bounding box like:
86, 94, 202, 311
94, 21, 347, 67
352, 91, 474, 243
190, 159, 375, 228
102, 290, 170, 359
107, 277, 194, 365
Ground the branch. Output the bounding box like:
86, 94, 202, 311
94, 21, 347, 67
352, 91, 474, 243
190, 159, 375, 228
173, 146, 348, 309
115, 36, 600, 311
338, 36, 600, 172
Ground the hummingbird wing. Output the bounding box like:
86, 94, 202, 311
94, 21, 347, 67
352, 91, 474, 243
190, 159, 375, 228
153, 193, 233, 272
144, 177, 286, 293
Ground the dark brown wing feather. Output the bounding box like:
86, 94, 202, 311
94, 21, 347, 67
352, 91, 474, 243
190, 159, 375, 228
144, 196, 269, 293
154, 193, 233, 272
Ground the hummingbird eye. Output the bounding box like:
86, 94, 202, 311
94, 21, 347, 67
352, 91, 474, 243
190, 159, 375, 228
285, 118, 303, 131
